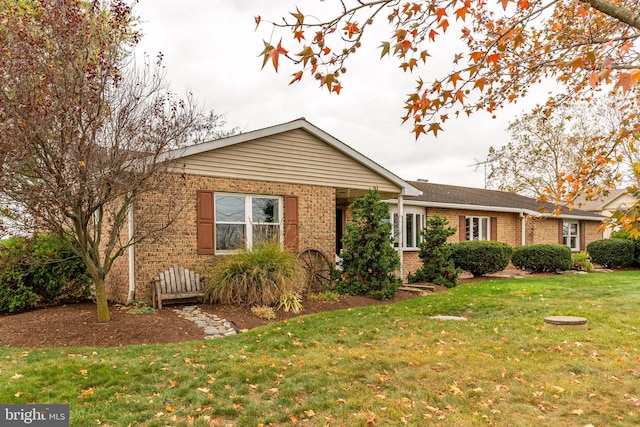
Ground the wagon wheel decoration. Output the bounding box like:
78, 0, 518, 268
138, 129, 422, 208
297, 248, 331, 293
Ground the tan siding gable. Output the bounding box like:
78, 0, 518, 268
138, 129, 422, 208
178, 129, 400, 193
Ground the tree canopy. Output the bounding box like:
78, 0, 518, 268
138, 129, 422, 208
258, 0, 640, 231
0, 0, 233, 321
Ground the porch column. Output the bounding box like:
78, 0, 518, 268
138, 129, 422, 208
398, 195, 404, 281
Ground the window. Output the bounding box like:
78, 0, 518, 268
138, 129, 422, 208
391, 208, 425, 249
466, 216, 490, 240
215, 193, 281, 252
563, 221, 579, 251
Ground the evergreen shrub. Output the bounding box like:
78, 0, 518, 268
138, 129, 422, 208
452, 240, 512, 277
586, 238, 635, 268
337, 189, 400, 300
408, 214, 459, 288
511, 244, 572, 272
0, 233, 91, 313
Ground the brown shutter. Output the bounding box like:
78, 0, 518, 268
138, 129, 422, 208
459, 216, 466, 242
284, 195, 299, 252
197, 190, 215, 255
490, 216, 498, 241
558, 219, 564, 245
579, 221, 586, 251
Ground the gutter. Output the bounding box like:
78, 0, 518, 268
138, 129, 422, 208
386, 200, 604, 221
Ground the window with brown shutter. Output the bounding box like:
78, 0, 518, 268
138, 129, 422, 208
557, 219, 564, 245
579, 221, 586, 251
197, 190, 215, 255
490, 216, 498, 241
284, 195, 299, 252
459, 215, 466, 241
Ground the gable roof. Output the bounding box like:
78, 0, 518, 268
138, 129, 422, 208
402, 181, 604, 221
573, 189, 630, 211
162, 118, 421, 197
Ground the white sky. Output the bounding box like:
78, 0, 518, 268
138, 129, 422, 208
133, 0, 550, 188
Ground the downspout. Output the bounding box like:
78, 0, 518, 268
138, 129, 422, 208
398, 195, 404, 281
520, 212, 526, 246
127, 201, 136, 304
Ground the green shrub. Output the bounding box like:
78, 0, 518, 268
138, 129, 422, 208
511, 244, 573, 272
0, 233, 91, 313
572, 251, 595, 272
336, 189, 401, 300
409, 215, 459, 288
452, 240, 512, 277
587, 238, 635, 268
204, 242, 303, 306
611, 231, 640, 266
277, 292, 303, 313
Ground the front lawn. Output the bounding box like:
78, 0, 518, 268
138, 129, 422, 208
1, 271, 639, 426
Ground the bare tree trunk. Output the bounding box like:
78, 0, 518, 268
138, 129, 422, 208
94, 276, 111, 322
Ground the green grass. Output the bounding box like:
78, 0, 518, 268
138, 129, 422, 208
2, 271, 640, 426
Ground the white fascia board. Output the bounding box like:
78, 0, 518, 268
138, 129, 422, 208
386, 200, 604, 221
160, 118, 422, 197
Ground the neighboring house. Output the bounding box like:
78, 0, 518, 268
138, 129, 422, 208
387, 181, 605, 277
106, 118, 421, 302
106, 119, 605, 303
574, 189, 636, 238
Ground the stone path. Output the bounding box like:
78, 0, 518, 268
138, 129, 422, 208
173, 305, 238, 339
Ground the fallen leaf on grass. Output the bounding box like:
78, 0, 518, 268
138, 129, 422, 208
78, 388, 95, 398
570, 409, 584, 415
196, 387, 209, 393
10, 373, 23, 380
165, 405, 176, 413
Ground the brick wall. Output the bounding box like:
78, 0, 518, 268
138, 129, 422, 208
106, 175, 336, 303
425, 207, 523, 246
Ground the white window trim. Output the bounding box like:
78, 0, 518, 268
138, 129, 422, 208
563, 220, 580, 251
215, 193, 283, 254
390, 206, 425, 250
466, 216, 490, 241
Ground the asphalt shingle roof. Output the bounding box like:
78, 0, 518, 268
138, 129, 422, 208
405, 181, 603, 219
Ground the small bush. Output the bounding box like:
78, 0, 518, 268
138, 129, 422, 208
204, 242, 303, 306
572, 252, 594, 272
251, 305, 276, 320
410, 215, 459, 288
452, 240, 512, 277
611, 231, 640, 266
0, 233, 91, 313
587, 238, 635, 268
277, 292, 303, 313
511, 244, 572, 272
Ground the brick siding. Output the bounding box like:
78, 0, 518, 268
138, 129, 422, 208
106, 175, 336, 303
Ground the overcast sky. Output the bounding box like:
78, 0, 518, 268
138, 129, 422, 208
133, 0, 550, 188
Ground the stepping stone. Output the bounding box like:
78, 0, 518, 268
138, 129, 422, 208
544, 316, 588, 331
429, 315, 467, 321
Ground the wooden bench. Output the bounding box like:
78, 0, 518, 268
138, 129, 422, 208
152, 265, 205, 309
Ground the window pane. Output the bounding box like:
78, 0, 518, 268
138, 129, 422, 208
570, 223, 578, 234
481, 217, 488, 240
571, 237, 577, 249
252, 224, 280, 246
405, 214, 414, 247
416, 214, 424, 246
215, 195, 245, 222
252, 198, 279, 223
472, 218, 480, 240
216, 224, 245, 250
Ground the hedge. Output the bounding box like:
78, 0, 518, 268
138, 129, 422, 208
511, 244, 572, 272
451, 240, 512, 277
586, 238, 635, 268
